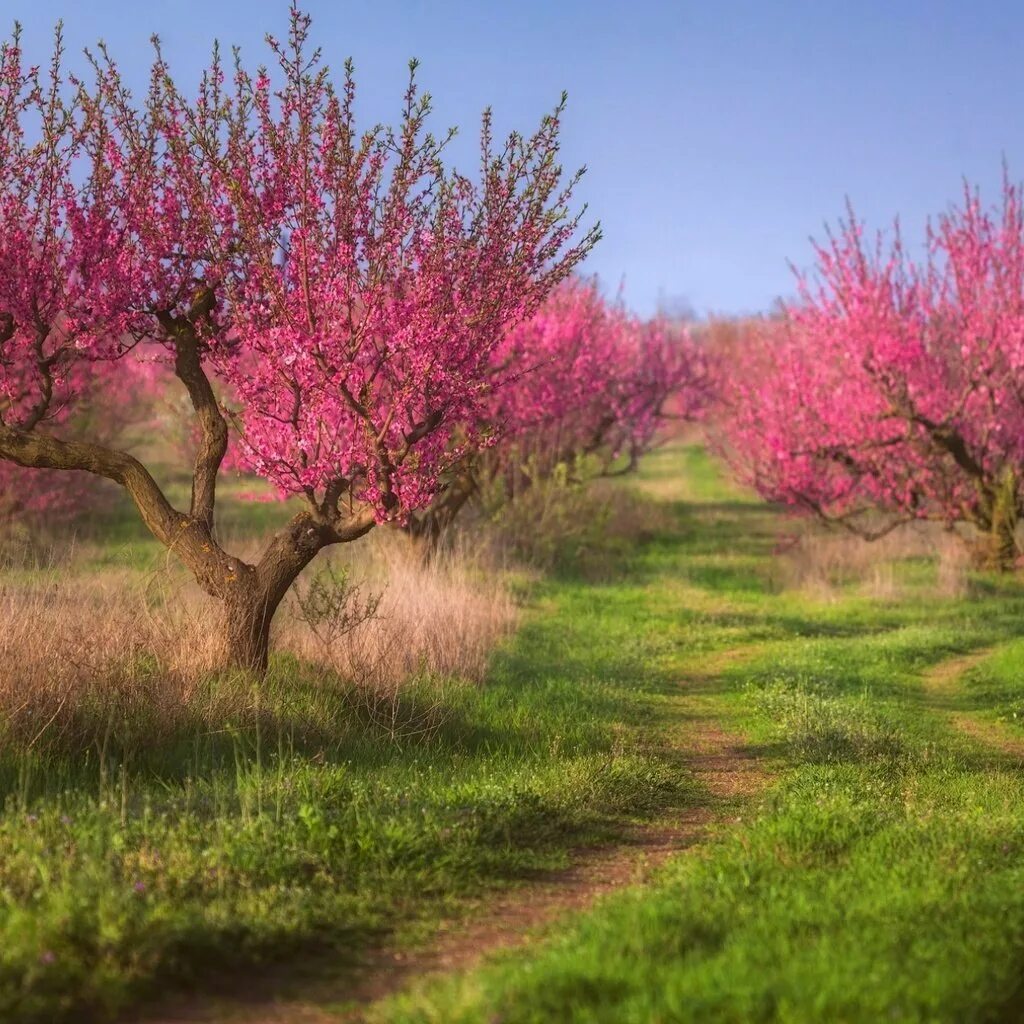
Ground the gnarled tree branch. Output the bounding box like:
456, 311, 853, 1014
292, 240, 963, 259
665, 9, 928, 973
156, 285, 229, 532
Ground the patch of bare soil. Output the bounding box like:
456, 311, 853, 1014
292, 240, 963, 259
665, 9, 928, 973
136, 649, 770, 1024
948, 712, 1024, 760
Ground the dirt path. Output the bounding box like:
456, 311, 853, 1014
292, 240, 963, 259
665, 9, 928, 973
921, 646, 1024, 760
922, 648, 997, 698
141, 649, 770, 1024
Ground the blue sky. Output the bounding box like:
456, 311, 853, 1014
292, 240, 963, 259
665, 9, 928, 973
10, 1, 1024, 317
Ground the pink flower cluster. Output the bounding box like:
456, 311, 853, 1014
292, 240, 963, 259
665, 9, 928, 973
0, 28, 137, 435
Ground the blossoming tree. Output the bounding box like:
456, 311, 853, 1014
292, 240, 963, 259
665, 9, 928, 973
721, 182, 1024, 570
0, 9, 598, 669
404, 278, 713, 545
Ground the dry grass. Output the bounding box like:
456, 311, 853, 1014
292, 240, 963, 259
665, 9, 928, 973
0, 531, 517, 757
0, 571, 221, 753
0, 461, 666, 758
280, 529, 518, 689
776, 522, 972, 600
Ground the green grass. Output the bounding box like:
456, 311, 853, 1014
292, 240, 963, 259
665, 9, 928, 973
953, 640, 1024, 730
11, 444, 1024, 1023
369, 447, 1024, 1024
0, 462, 700, 1022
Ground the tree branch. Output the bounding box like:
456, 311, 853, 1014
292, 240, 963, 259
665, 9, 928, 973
156, 285, 229, 532
253, 504, 377, 609
0, 423, 247, 597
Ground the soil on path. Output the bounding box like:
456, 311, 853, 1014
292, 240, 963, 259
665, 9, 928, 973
921, 647, 1024, 760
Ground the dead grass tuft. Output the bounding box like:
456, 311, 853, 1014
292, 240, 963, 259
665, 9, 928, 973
776, 522, 972, 600
280, 529, 517, 690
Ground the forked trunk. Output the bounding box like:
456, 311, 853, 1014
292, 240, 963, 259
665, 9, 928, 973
0, 314, 378, 678
220, 508, 374, 674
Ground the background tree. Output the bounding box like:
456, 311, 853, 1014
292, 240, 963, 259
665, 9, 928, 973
719, 181, 1024, 570
405, 277, 713, 547
0, 357, 164, 536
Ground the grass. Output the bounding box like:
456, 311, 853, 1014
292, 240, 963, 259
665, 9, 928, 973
369, 446, 1024, 1024
10, 443, 1024, 1022
0, 462, 697, 1023
953, 640, 1024, 728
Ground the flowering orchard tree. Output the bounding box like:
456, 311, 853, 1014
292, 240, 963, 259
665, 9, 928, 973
403, 277, 616, 542
0, 9, 598, 669
489, 277, 637, 482
406, 278, 713, 544
603, 313, 713, 472
721, 182, 1024, 570
490, 282, 713, 486
0, 25, 142, 531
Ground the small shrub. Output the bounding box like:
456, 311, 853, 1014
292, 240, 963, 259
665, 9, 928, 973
480, 460, 666, 575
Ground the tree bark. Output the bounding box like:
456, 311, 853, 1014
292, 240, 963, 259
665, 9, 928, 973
157, 302, 229, 532
220, 507, 376, 673
223, 584, 280, 674
974, 469, 1020, 573
977, 512, 1019, 572
402, 468, 477, 557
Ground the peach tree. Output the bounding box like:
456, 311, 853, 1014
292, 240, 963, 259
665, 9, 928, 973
0, 8, 597, 669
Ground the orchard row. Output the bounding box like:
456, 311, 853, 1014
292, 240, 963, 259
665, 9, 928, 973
3, 7, 1022, 674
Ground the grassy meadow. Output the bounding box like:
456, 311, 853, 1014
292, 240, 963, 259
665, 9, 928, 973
5, 445, 1024, 1022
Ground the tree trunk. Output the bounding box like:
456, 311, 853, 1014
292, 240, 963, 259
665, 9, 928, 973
401, 469, 477, 559
978, 515, 1018, 572
976, 470, 1020, 572
403, 510, 446, 557
219, 507, 376, 674
224, 588, 277, 674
